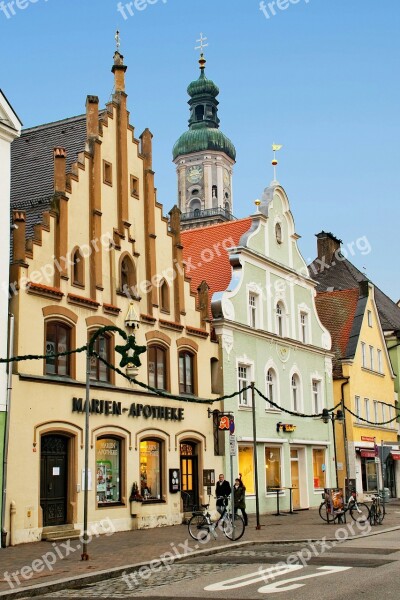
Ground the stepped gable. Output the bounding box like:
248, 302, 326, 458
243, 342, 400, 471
181, 218, 252, 316
10, 114, 88, 238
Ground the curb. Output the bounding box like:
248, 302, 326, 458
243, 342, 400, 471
1, 524, 400, 599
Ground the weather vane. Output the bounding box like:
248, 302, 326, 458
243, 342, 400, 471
115, 30, 121, 52
272, 143, 283, 182
195, 33, 208, 56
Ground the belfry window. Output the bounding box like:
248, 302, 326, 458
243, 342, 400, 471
195, 105, 205, 121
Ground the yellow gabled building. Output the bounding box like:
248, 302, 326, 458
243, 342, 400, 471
315, 282, 400, 500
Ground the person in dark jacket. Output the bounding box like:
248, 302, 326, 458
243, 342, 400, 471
234, 477, 248, 525
215, 474, 231, 514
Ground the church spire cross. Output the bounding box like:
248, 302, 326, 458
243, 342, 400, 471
195, 33, 208, 56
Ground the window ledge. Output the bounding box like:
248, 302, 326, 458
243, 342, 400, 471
361, 367, 384, 377
139, 499, 166, 505
97, 502, 125, 508
238, 406, 253, 411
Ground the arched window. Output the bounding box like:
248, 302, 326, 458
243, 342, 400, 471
276, 302, 285, 337
140, 439, 163, 500
89, 332, 111, 382
159, 279, 170, 313
72, 248, 84, 286
266, 368, 277, 409
291, 374, 300, 412
148, 345, 167, 391
212, 185, 218, 199
96, 436, 122, 505
224, 201, 230, 213
120, 255, 136, 293
45, 321, 71, 376
195, 105, 205, 121
179, 351, 195, 395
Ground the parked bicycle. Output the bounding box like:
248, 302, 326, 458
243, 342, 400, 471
187, 496, 245, 542
369, 493, 386, 525
319, 490, 369, 524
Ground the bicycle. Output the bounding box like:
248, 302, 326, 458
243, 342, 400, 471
187, 496, 245, 542
369, 493, 386, 525
319, 490, 370, 524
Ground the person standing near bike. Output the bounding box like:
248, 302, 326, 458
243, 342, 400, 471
215, 473, 231, 514
234, 478, 248, 525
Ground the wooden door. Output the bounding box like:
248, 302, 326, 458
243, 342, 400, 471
40, 435, 68, 527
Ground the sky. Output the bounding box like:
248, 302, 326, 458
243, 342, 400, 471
1, 0, 399, 301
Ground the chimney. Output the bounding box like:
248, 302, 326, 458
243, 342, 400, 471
359, 280, 370, 298
112, 51, 127, 93
197, 280, 210, 327
54, 147, 66, 194
86, 95, 99, 138
316, 231, 342, 264
12, 210, 27, 263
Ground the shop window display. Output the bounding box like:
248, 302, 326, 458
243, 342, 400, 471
96, 437, 121, 505
140, 440, 162, 500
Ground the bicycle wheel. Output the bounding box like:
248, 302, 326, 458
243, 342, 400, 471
188, 514, 209, 542
369, 504, 376, 525
223, 513, 245, 541
319, 501, 329, 522
350, 502, 369, 524
375, 505, 385, 524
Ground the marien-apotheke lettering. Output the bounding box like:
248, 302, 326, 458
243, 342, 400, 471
72, 398, 184, 421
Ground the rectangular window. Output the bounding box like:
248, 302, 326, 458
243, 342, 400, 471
300, 312, 308, 344
103, 160, 112, 186
179, 352, 194, 394
368, 310, 372, 327
148, 346, 167, 391
369, 346, 374, 371
238, 364, 251, 406
355, 396, 361, 421
248, 293, 257, 328
96, 438, 121, 505
265, 447, 281, 491
238, 445, 255, 494
313, 448, 326, 489
140, 440, 162, 500
377, 349, 383, 374
381, 403, 386, 425
374, 400, 378, 424
361, 458, 378, 492
130, 175, 139, 198
312, 380, 321, 414
364, 398, 370, 423
361, 342, 366, 368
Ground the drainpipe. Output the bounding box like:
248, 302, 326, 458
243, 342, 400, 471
1, 313, 14, 548
340, 377, 350, 496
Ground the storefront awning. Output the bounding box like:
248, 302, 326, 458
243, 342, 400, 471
390, 451, 400, 460
360, 450, 376, 458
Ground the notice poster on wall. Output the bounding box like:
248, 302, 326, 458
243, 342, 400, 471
81, 468, 93, 491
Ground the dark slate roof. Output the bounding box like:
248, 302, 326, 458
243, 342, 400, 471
315, 289, 360, 377
309, 255, 400, 332
10, 114, 88, 238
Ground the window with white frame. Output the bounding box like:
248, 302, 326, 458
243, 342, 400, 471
389, 405, 394, 427
368, 310, 372, 327
276, 302, 285, 337
238, 365, 251, 407
374, 400, 378, 424
300, 312, 308, 344
361, 342, 366, 368
266, 368, 278, 410
381, 403, 386, 425
355, 396, 361, 421
265, 447, 281, 491
312, 380, 321, 414
291, 374, 300, 412
313, 448, 326, 489
377, 349, 383, 374
238, 445, 255, 494
369, 346, 374, 371
248, 293, 258, 329
364, 398, 370, 423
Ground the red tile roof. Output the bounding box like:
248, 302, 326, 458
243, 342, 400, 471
182, 218, 252, 317
315, 288, 360, 376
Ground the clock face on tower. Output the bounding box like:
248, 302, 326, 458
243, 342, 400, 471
187, 165, 203, 184
223, 169, 230, 187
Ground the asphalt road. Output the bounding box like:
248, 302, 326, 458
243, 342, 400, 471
23, 529, 400, 600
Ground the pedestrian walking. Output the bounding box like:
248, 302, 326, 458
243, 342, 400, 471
234, 477, 248, 525
215, 473, 231, 514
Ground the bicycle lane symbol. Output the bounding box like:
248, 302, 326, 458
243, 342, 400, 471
205, 565, 351, 594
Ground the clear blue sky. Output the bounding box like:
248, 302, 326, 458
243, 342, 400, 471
1, 0, 399, 301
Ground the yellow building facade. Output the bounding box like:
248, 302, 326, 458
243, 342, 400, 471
5, 53, 223, 545
316, 283, 400, 500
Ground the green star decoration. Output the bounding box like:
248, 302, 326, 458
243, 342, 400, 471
115, 334, 146, 368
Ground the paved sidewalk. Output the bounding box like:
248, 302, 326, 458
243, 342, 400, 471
1, 501, 399, 598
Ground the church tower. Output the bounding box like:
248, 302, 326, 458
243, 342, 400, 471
172, 48, 236, 230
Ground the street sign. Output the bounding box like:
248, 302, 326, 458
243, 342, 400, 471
229, 435, 236, 456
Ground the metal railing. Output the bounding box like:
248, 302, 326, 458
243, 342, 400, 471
181, 207, 236, 222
